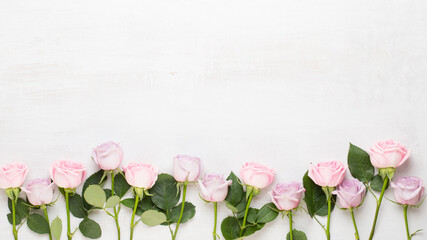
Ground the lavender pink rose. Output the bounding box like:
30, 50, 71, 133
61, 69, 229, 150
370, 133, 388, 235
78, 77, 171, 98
390, 176, 424, 206
332, 178, 366, 209
270, 182, 305, 211
198, 173, 232, 202
92, 141, 124, 170
172, 155, 202, 182
21, 178, 55, 206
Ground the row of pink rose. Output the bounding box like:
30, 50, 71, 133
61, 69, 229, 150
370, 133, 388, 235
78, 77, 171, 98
0, 140, 424, 213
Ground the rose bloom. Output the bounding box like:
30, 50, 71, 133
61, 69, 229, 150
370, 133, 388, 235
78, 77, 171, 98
123, 163, 158, 189
21, 178, 55, 206
368, 140, 410, 169
50, 160, 87, 189
172, 155, 202, 182
240, 162, 275, 189
308, 161, 346, 187
92, 141, 124, 170
0, 162, 29, 189
198, 173, 232, 202
332, 178, 366, 209
391, 176, 425, 206
270, 182, 305, 211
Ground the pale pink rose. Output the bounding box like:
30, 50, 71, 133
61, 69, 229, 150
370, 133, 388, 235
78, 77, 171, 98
0, 162, 29, 189
332, 178, 366, 208
21, 178, 55, 206
198, 173, 232, 202
368, 140, 410, 169
50, 160, 86, 189
390, 177, 425, 206
172, 155, 202, 182
122, 163, 158, 189
308, 161, 346, 187
270, 182, 305, 211
92, 141, 124, 170
240, 162, 275, 189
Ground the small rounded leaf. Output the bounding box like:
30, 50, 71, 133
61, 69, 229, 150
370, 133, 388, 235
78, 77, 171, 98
51, 217, 62, 240
140, 210, 167, 226
79, 218, 102, 239
287, 229, 308, 240
84, 185, 106, 208
105, 196, 121, 208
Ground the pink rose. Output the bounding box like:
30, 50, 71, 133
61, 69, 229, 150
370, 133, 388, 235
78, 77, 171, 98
332, 178, 366, 208
308, 161, 346, 187
198, 173, 232, 202
21, 178, 55, 206
240, 162, 275, 189
270, 182, 305, 211
368, 140, 410, 169
122, 163, 158, 189
390, 177, 425, 206
50, 160, 87, 189
172, 155, 202, 182
91, 141, 124, 170
0, 162, 29, 189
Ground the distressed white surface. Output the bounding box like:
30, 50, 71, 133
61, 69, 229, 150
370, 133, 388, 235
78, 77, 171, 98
1, 0, 427, 239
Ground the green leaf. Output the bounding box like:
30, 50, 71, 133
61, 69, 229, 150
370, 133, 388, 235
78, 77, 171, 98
225, 171, 244, 206
287, 229, 308, 240
104, 189, 112, 199
51, 217, 62, 240
140, 210, 167, 226
140, 196, 155, 211
79, 218, 102, 239
316, 194, 336, 216
170, 202, 196, 223
243, 222, 265, 237
303, 171, 330, 217
348, 143, 374, 183
27, 213, 50, 234
114, 173, 131, 198
225, 202, 239, 213
105, 196, 121, 208
370, 174, 389, 192
150, 174, 180, 210
82, 170, 107, 209
84, 185, 106, 208
246, 208, 258, 224
121, 198, 143, 215
8, 198, 30, 220
7, 212, 22, 225
69, 194, 88, 218
257, 203, 279, 223
221, 216, 240, 240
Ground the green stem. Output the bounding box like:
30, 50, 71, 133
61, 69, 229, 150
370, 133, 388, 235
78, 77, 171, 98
213, 202, 218, 240
130, 194, 140, 240
172, 182, 188, 240
42, 205, 53, 240
326, 194, 331, 240
350, 208, 359, 240
65, 191, 72, 240
12, 196, 18, 240
239, 191, 254, 237
403, 205, 411, 240
368, 177, 389, 240
111, 171, 121, 240
288, 211, 293, 240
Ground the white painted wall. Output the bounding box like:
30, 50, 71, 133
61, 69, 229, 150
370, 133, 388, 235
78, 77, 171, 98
1, 0, 427, 239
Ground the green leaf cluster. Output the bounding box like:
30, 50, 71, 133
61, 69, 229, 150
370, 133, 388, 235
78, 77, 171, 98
220, 172, 279, 240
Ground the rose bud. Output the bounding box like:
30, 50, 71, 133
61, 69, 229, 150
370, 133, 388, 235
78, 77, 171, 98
270, 182, 305, 211
172, 155, 202, 182
198, 173, 232, 202
92, 141, 124, 170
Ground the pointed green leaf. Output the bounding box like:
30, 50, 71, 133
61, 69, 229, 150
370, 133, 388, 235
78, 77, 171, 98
370, 174, 389, 192
287, 229, 308, 240
69, 194, 88, 218
105, 196, 121, 208
221, 216, 240, 240
140, 210, 167, 226
257, 203, 279, 223
121, 198, 143, 215
7, 212, 22, 225
114, 173, 131, 198
246, 208, 259, 224
169, 202, 196, 223
225, 171, 244, 206
8, 198, 30, 220
243, 222, 265, 237
79, 218, 102, 239
348, 143, 374, 183
150, 174, 180, 210
51, 217, 62, 240
303, 171, 335, 217
27, 213, 50, 234
84, 185, 106, 208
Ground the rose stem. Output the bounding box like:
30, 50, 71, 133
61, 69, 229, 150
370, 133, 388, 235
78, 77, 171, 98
42, 205, 53, 240
326, 193, 331, 240
349, 207, 359, 240
213, 202, 218, 240
12, 195, 18, 240
288, 211, 294, 240
130, 193, 140, 240
172, 182, 188, 240
239, 190, 254, 237
110, 171, 121, 240
65, 191, 72, 240
403, 205, 411, 240
368, 177, 389, 240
